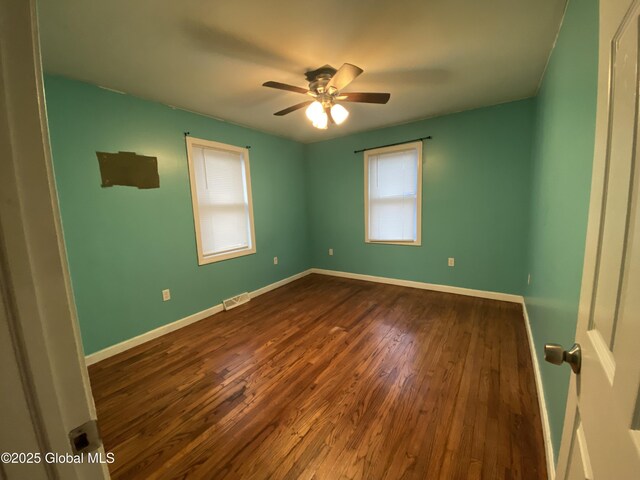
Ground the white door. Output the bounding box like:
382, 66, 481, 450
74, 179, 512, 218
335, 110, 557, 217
555, 0, 640, 478
0, 0, 109, 478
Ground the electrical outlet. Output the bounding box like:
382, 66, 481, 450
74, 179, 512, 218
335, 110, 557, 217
448, 257, 455, 267
273, 256, 278, 265
329, 248, 334, 256
162, 289, 171, 301
528, 273, 531, 285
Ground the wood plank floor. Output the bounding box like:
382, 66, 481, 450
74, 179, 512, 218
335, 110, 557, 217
88, 274, 547, 480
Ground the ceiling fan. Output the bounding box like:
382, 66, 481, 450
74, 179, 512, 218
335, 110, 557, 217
262, 63, 391, 129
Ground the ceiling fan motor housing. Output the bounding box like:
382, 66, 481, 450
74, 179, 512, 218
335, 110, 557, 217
304, 65, 338, 82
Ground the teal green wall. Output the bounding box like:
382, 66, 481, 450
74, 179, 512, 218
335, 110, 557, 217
305, 99, 536, 295
44, 76, 310, 355
525, 0, 599, 462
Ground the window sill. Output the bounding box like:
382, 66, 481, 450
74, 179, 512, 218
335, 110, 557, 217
197, 246, 256, 265
365, 239, 421, 247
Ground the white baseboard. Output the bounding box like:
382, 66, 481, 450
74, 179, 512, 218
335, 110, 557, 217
84, 303, 225, 366
522, 301, 556, 480
310, 268, 524, 303
84, 269, 313, 366
249, 270, 310, 298
85, 267, 524, 365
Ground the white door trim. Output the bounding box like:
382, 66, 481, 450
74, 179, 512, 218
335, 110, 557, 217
0, 0, 108, 477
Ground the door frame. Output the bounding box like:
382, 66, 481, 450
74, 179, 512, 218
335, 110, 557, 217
0, 0, 108, 478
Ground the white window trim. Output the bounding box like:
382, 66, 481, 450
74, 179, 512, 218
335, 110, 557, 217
185, 136, 257, 265
364, 141, 423, 246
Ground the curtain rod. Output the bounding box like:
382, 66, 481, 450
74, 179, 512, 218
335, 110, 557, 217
353, 136, 432, 154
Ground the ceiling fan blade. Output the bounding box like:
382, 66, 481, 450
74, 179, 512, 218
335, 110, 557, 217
263, 81, 309, 95
274, 101, 313, 116
339, 92, 391, 104
327, 63, 363, 92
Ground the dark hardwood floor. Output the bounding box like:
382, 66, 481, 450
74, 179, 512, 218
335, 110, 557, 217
88, 274, 547, 479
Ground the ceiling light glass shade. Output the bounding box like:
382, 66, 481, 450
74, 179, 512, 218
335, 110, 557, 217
330, 103, 349, 125
305, 101, 324, 122
312, 111, 328, 129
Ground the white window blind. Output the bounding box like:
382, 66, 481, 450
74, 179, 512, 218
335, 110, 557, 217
366, 142, 422, 244
186, 137, 255, 264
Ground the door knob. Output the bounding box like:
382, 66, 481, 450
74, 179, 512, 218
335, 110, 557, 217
544, 343, 581, 374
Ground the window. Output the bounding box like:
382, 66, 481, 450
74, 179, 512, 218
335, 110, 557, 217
364, 141, 422, 245
185, 137, 256, 264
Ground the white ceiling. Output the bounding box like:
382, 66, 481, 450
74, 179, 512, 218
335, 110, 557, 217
38, 0, 566, 143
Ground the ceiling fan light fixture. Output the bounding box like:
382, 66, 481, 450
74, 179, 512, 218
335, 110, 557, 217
306, 101, 328, 129
331, 103, 349, 125
305, 101, 323, 122
263, 63, 390, 129
312, 111, 328, 129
